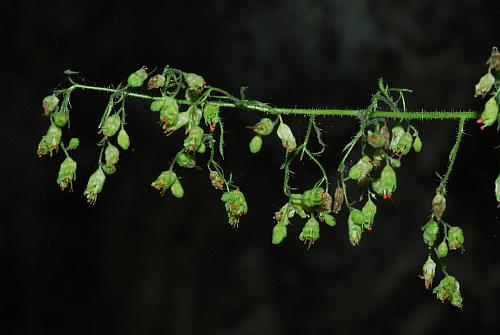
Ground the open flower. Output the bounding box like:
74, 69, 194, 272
299, 216, 320, 247
221, 190, 248, 227
83, 167, 106, 204
151, 170, 177, 195
56, 156, 77, 191
433, 275, 463, 308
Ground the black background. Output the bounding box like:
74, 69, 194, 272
2, 0, 500, 334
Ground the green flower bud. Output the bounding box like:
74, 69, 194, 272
302, 188, 324, 208
160, 97, 180, 131
477, 97, 499, 129
348, 156, 373, 181
319, 212, 336, 227
348, 208, 365, 227
184, 73, 205, 92
423, 219, 439, 247
249, 135, 262, 153
171, 180, 184, 199
209, 171, 225, 190
67, 137, 80, 150
299, 216, 320, 246
348, 220, 362, 246
56, 156, 77, 191
117, 129, 130, 150
42, 95, 59, 116
84, 167, 106, 204
176, 151, 196, 169
432, 193, 446, 221
420, 256, 436, 290
102, 114, 121, 137
197, 142, 206, 154
102, 165, 116, 175
447, 226, 464, 250
52, 111, 68, 127
272, 223, 287, 245
367, 130, 385, 148
389, 157, 401, 168
433, 275, 463, 308
436, 240, 449, 258
37, 136, 50, 157
147, 74, 166, 90
362, 199, 377, 230
277, 120, 297, 152
150, 99, 164, 112
251, 118, 274, 136
203, 104, 220, 127
127, 67, 148, 87
474, 72, 495, 97
183, 126, 204, 151
413, 135, 422, 153
46, 124, 62, 154
496, 173, 500, 205
221, 190, 248, 227
151, 170, 177, 195
105, 142, 120, 167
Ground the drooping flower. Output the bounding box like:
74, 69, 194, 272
56, 156, 77, 191
299, 216, 320, 247
419, 256, 436, 290
151, 170, 177, 196
447, 226, 464, 250
422, 219, 439, 247
433, 275, 463, 308
127, 67, 148, 88
277, 120, 297, 152
221, 190, 248, 227
83, 167, 106, 204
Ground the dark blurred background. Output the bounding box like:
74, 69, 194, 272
2, 0, 499, 334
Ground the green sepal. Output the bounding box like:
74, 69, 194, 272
447, 226, 464, 250
67, 138, 80, 151
302, 188, 324, 208
433, 276, 463, 308
474, 72, 495, 97
299, 216, 320, 246
83, 167, 106, 204
127, 67, 148, 87
362, 199, 377, 230
183, 126, 204, 151
117, 129, 130, 150
348, 156, 373, 181
151, 170, 177, 195
348, 208, 365, 227
105, 142, 120, 167
203, 104, 220, 126
221, 190, 248, 227
52, 111, 68, 127
42, 94, 59, 115
176, 151, 196, 168
422, 219, 439, 247
251, 118, 274, 136
319, 212, 336, 227
478, 97, 499, 128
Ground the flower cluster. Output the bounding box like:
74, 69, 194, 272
475, 47, 500, 130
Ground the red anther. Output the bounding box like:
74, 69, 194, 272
480, 125, 486, 130
367, 227, 373, 231
476, 118, 484, 124
210, 123, 217, 132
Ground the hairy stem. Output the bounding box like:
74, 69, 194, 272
437, 118, 466, 195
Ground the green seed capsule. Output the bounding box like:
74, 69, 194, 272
117, 129, 130, 150
447, 226, 464, 250
105, 142, 120, 167
423, 219, 439, 247
67, 138, 80, 150
413, 135, 422, 153
52, 111, 68, 127
320, 212, 336, 227
420, 256, 436, 290
474, 72, 495, 97
42, 95, 59, 116
432, 193, 446, 221
84, 167, 106, 204
277, 120, 296, 152
272, 223, 287, 245
127, 67, 148, 87
299, 216, 320, 246
436, 241, 449, 258
249, 135, 263, 153
171, 180, 184, 199
302, 188, 324, 208
176, 151, 196, 168
102, 114, 121, 137
251, 118, 274, 136
362, 199, 377, 230
151, 170, 177, 195
147, 74, 166, 90
56, 156, 77, 191
477, 97, 499, 129
183, 126, 204, 151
